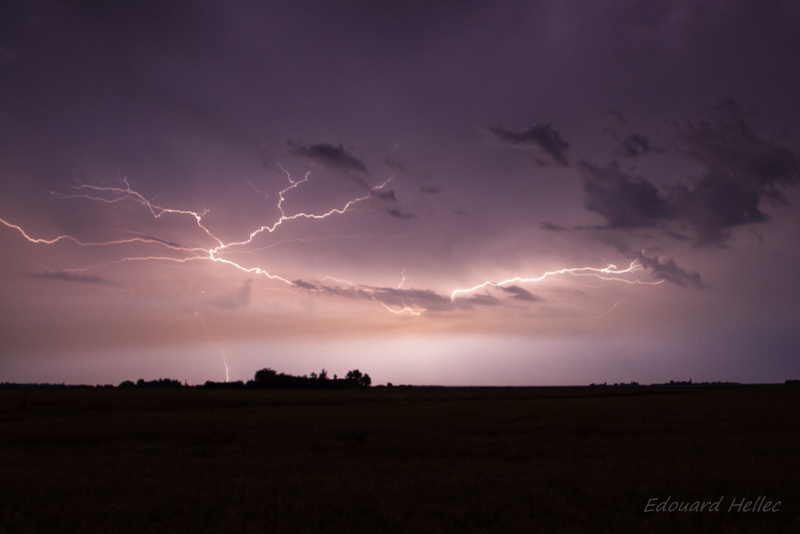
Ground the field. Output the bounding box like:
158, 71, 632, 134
1, 385, 798, 533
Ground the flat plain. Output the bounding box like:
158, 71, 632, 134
1, 385, 798, 533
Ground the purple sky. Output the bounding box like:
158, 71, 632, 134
2, 1, 800, 385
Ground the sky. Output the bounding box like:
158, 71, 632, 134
2, 0, 800, 386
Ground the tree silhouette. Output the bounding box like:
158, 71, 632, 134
345, 369, 371, 388
254, 368, 278, 382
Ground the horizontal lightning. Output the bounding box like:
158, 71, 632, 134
381, 303, 426, 316
450, 261, 663, 301
1, 169, 663, 319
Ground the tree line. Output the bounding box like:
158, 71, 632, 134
112, 368, 373, 390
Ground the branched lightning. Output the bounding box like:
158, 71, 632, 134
1, 167, 665, 320
3, 169, 392, 286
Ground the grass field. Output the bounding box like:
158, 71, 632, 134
1, 385, 798, 533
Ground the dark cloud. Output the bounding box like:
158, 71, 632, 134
670, 100, 800, 245
288, 142, 368, 174
670, 171, 767, 246
467, 293, 503, 306
136, 234, 184, 249
578, 102, 800, 248
540, 222, 568, 232
485, 124, 571, 166
373, 189, 397, 202
581, 161, 674, 229
604, 125, 665, 159
29, 271, 111, 286
292, 279, 317, 290
636, 253, 705, 290
386, 208, 415, 220
371, 189, 416, 219
500, 285, 540, 302
680, 101, 800, 190
580, 102, 800, 247
212, 280, 252, 310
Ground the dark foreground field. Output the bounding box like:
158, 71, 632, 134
1, 385, 798, 533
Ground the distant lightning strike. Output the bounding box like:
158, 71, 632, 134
450, 261, 663, 301
397, 267, 407, 289
195, 311, 229, 382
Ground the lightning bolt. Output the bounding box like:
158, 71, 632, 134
450, 261, 663, 302
195, 311, 229, 382
380, 302, 425, 316
397, 267, 407, 289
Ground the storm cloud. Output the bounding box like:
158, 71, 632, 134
500, 285, 541, 302
680, 100, 800, 190
486, 124, 571, 166
580, 161, 674, 229
669, 172, 767, 246
636, 253, 705, 290
288, 142, 368, 175
577, 101, 800, 247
